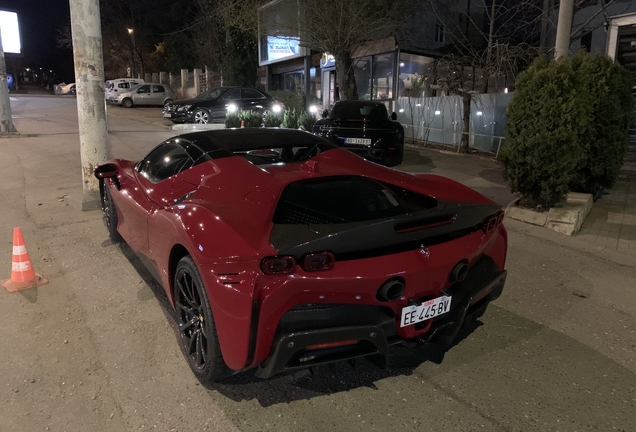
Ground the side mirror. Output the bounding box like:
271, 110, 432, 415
94, 163, 118, 179
390, 112, 398, 121
321, 110, 329, 118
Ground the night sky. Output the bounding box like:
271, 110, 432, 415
0, 0, 74, 81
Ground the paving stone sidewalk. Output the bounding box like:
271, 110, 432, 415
577, 181, 636, 253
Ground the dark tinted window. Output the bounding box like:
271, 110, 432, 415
221, 88, 241, 100
137, 142, 194, 183
196, 88, 223, 99
118, 83, 129, 89
153, 85, 165, 93
242, 89, 265, 99
137, 85, 151, 93
273, 176, 435, 224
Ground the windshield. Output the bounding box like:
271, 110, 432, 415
196, 88, 223, 99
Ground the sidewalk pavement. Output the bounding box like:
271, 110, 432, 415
577, 181, 636, 252
402, 143, 636, 260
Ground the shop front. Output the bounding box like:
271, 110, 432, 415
319, 37, 436, 111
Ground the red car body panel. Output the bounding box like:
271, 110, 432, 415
101, 133, 507, 373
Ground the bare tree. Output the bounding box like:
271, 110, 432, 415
420, 1, 548, 152
210, 0, 413, 100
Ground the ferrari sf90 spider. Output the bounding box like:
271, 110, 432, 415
95, 128, 507, 386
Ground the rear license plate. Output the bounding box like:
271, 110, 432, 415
344, 137, 372, 145
400, 295, 452, 327
163, 113, 172, 118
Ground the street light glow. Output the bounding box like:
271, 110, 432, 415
127, 28, 134, 34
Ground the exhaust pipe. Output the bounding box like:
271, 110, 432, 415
449, 261, 468, 283
376, 279, 405, 302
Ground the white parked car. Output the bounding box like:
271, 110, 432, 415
111, 83, 175, 108
55, 82, 76, 95
105, 78, 144, 101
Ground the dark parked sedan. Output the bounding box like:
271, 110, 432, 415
163, 87, 284, 124
313, 101, 404, 167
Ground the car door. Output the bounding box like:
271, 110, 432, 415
242, 88, 268, 113
151, 85, 166, 105
134, 85, 152, 105
112, 82, 129, 99
214, 88, 242, 119
135, 141, 197, 261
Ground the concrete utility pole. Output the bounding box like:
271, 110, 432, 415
554, 0, 574, 58
0, 30, 17, 134
69, 0, 108, 195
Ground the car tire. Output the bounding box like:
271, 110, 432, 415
101, 181, 124, 243
384, 153, 404, 167
122, 98, 133, 108
193, 108, 210, 124
174, 256, 230, 387
382, 147, 404, 167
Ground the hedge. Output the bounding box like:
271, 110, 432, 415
501, 52, 633, 209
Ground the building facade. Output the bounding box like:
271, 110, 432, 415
257, 0, 488, 111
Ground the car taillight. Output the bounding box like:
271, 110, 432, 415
300, 251, 335, 272
481, 210, 505, 234
260, 256, 296, 275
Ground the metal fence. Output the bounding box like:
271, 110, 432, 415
395, 92, 513, 154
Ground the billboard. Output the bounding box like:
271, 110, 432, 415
266, 36, 300, 61
0, 10, 21, 55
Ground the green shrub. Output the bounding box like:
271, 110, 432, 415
263, 112, 283, 127
283, 108, 299, 129
568, 54, 633, 195
298, 112, 317, 131
225, 112, 241, 128
269, 90, 305, 114
501, 52, 633, 208
238, 110, 263, 128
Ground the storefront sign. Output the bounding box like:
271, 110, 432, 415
321, 53, 335, 68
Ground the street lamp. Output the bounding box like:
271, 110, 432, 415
127, 28, 136, 78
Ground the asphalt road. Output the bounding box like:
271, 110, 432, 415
1, 97, 634, 432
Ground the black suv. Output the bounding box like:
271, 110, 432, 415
163, 87, 284, 124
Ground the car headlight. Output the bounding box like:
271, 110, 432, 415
272, 104, 282, 114
227, 103, 238, 113
177, 105, 192, 112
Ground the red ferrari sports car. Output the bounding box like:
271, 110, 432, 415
95, 128, 507, 385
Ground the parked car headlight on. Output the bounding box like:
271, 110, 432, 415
177, 105, 192, 112
227, 103, 238, 113
272, 104, 282, 114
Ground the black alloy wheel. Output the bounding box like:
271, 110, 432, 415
101, 181, 123, 243
193, 108, 210, 124
174, 256, 229, 386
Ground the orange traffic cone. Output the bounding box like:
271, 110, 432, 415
240, 120, 245, 128
1, 227, 49, 293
